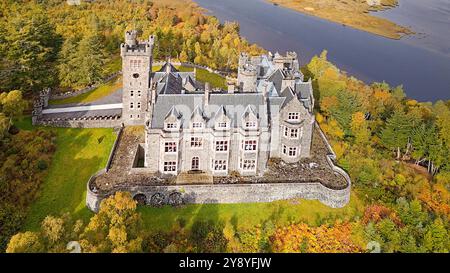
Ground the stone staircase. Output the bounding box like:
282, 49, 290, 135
176, 171, 213, 185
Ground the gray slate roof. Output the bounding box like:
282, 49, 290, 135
151, 93, 269, 129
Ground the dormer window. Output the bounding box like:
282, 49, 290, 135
217, 122, 228, 128
245, 121, 257, 129
165, 123, 177, 130
192, 122, 203, 129
288, 112, 300, 121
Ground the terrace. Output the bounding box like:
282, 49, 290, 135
90, 124, 349, 194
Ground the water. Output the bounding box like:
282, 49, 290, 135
194, 0, 450, 102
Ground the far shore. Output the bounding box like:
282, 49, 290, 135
266, 0, 413, 39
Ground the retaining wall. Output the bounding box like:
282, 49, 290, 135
34, 116, 122, 128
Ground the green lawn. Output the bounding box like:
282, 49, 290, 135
177, 66, 227, 89
49, 76, 122, 105
154, 65, 227, 89
15, 117, 117, 230
49, 64, 225, 106
138, 192, 363, 232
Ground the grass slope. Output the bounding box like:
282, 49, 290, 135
16, 118, 117, 230
49, 77, 122, 105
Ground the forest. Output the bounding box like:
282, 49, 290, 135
0, 0, 449, 253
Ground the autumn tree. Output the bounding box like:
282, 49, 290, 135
1, 3, 61, 93
79, 192, 143, 253
380, 109, 420, 159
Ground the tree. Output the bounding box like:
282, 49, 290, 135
350, 111, 370, 144
329, 91, 363, 135
2, 4, 61, 92
6, 231, 43, 253
412, 122, 447, 174
0, 90, 27, 119
57, 38, 80, 88
0, 113, 9, 140
74, 32, 107, 87
380, 109, 420, 159
79, 192, 143, 253
423, 218, 449, 253
434, 101, 450, 149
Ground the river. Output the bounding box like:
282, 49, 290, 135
194, 0, 450, 102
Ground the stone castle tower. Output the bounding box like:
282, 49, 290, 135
120, 30, 155, 125
237, 53, 257, 92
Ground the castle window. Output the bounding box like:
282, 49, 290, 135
242, 140, 257, 151
213, 160, 227, 171
288, 112, 300, 121
191, 157, 199, 170
245, 121, 256, 129
190, 137, 202, 148
240, 159, 256, 171
289, 147, 297, 157
284, 127, 289, 137
130, 102, 134, 109
138, 90, 141, 97
133, 73, 140, 78
164, 142, 177, 153
217, 122, 228, 128
290, 128, 299, 139
130, 90, 134, 97
130, 60, 141, 69
215, 140, 228, 152
137, 102, 141, 109
165, 123, 177, 130
192, 122, 203, 129
130, 115, 133, 119
163, 161, 177, 172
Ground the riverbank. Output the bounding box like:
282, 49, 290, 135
267, 0, 413, 39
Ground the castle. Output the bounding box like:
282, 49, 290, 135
32, 30, 350, 210
121, 30, 315, 176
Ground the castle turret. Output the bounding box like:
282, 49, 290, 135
237, 53, 257, 92
121, 30, 155, 125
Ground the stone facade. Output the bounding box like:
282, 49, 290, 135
116, 32, 317, 177
121, 30, 154, 126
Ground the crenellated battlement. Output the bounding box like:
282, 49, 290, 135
120, 31, 154, 57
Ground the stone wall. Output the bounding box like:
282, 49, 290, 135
87, 180, 350, 212
34, 116, 123, 128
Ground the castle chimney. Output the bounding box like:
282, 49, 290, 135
227, 81, 235, 94
151, 83, 157, 105
166, 57, 172, 73
204, 82, 210, 106
263, 82, 269, 99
